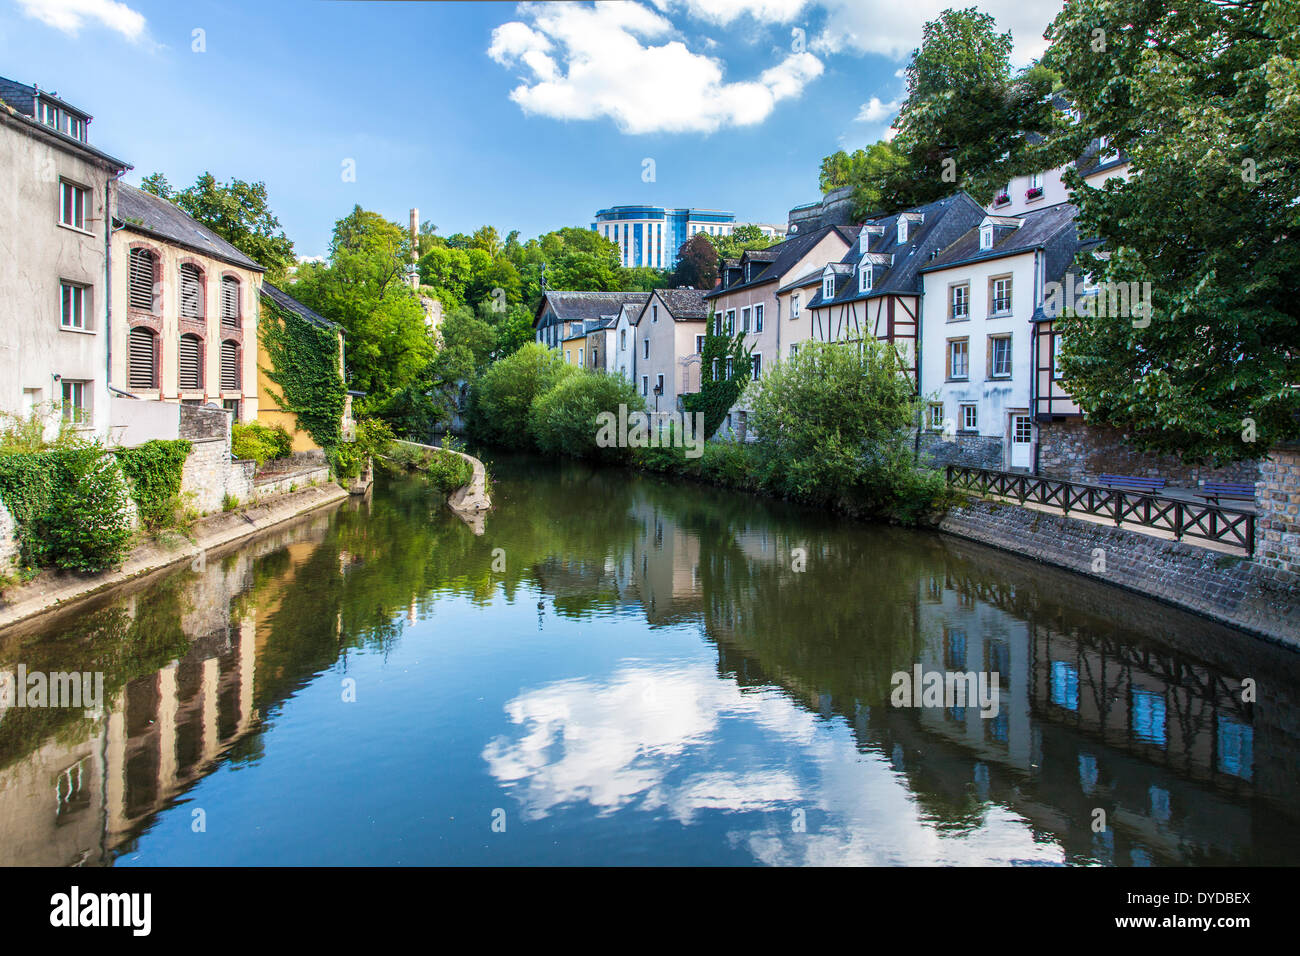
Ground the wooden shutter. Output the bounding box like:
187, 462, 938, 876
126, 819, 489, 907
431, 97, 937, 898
128, 249, 155, 312
128, 327, 156, 388
220, 277, 240, 326
179, 335, 202, 390
180, 264, 203, 318
220, 341, 239, 390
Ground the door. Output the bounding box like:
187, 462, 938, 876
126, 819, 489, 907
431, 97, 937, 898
1009, 413, 1033, 470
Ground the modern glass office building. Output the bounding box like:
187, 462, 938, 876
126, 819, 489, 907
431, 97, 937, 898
591, 206, 741, 269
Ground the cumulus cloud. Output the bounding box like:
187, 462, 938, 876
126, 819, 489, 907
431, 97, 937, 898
488, 1, 824, 134
16, 0, 146, 40
855, 96, 900, 124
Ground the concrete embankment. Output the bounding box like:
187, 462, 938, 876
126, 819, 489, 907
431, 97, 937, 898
0, 482, 349, 631
391, 440, 491, 514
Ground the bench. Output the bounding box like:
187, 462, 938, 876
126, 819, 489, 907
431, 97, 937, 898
1195, 480, 1255, 505
1098, 474, 1167, 494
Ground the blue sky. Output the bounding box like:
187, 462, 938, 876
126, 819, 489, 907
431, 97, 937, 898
2, 0, 1063, 259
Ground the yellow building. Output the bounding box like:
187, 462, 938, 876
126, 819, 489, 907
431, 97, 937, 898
257, 282, 351, 453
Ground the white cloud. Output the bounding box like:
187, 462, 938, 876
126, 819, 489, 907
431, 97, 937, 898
16, 0, 146, 40
653, 0, 807, 26
488, 1, 823, 134
855, 96, 900, 124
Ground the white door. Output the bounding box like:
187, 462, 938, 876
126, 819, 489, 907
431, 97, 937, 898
1009, 414, 1033, 469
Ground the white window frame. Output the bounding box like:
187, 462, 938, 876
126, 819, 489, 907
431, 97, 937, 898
752, 353, 762, 380
928, 402, 944, 430
823, 276, 834, 300
61, 379, 89, 425
897, 218, 908, 244
791, 293, 800, 318
990, 276, 1013, 315
859, 264, 872, 294
951, 283, 969, 320
990, 334, 1013, 378
949, 339, 969, 380
60, 281, 89, 330
979, 224, 994, 250
960, 403, 978, 431
59, 179, 88, 231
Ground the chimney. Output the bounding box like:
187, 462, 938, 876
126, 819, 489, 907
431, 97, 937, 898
408, 208, 419, 290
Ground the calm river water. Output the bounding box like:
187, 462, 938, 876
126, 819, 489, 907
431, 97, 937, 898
1, 454, 1297, 866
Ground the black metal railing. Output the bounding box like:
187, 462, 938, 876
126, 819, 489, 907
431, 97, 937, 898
946, 465, 1256, 554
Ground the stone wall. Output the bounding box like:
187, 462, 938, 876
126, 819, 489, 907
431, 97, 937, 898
938, 497, 1299, 647
179, 403, 230, 443
918, 432, 1004, 470
1037, 420, 1258, 485
1256, 444, 1300, 576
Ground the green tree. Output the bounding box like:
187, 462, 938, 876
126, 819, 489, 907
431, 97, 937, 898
713, 224, 778, 261
1042, 0, 1300, 462
139, 171, 297, 283
671, 234, 719, 290
818, 141, 911, 220
529, 370, 646, 462
471, 342, 577, 449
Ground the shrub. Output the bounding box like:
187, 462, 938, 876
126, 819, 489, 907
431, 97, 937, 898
471, 343, 576, 449
231, 422, 293, 466
528, 370, 646, 462
115, 439, 192, 531
422, 448, 474, 495
332, 418, 395, 482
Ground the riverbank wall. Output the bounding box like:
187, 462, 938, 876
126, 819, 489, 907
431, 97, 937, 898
0, 482, 349, 631
938, 497, 1299, 648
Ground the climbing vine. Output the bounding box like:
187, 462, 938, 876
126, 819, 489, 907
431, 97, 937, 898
683, 310, 753, 439
259, 292, 347, 452
115, 439, 192, 530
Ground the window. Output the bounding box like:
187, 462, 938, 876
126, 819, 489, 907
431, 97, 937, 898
754, 303, 763, 332
859, 264, 872, 294
950, 283, 969, 320
1013, 414, 1033, 445
823, 276, 834, 300
695, 334, 706, 354
222, 399, 241, 423
643, 339, 649, 359
642, 375, 649, 396
752, 354, 762, 380
220, 340, 240, 390
66, 114, 85, 141
928, 403, 944, 430
1053, 332, 1065, 380
1027, 171, 1044, 199
725, 309, 735, 334
565, 350, 571, 364
61, 380, 88, 424
60, 282, 88, 330
948, 339, 969, 379
896, 218, 908, 244
128, 327, 157, 388
990, 276, 1012, 314
979, 224, 994, 250
179, 334, 203, 390
220, 276, 240, 327
128, 248, 156, 312
789, 344, 799, 357
990, 335, 1012, 377
578, 347, 584, 366
1131, 688, 1167, 747
725, 357, 733, 378
60, 179, 87, 229
655, 373, 664, 393
652, 304, 658, 322
742, 307, 751, 332
40, 101, 58, 128
180, 264, 204, 318
791, 293, 800, 318
620, 329, 627, 350
960, 403, 978, 431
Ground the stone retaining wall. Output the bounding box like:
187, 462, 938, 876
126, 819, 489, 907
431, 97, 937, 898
919, 432, 1005, 470
938, 496, 1299, 647
1036, 420, 1258, 485
1256, 445, 1300, 576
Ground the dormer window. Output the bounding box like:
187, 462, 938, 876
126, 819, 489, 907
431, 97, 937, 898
979, 224, 994, 250
859, 263, 873, 294
823, 275, 835, 301
896, 219, 908, 244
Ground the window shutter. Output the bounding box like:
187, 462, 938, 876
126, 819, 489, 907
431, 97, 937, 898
128, 249, 155, 311
179, 335, 202, 390
220, 341, 240, 390
128, 327, 156, 388
180, 265, 203, 318
221, 277, 240, 326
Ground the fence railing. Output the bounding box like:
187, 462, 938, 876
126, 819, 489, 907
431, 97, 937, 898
945, 465, 1256, 555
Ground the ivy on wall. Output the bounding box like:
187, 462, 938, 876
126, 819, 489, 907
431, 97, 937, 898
683, 311, 754, 440
259, 293, 347, 452
115, 439, 192, 530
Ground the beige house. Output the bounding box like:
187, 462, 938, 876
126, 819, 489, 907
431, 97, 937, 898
631, 288, 709, 416
111, 183, 264, 421
0, 77, 130, 438
702, 224, 860, 438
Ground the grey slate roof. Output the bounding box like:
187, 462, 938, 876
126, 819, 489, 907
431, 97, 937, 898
646, 288, 709, 321
0, 77, 37, 115
116, 183, 264, 272
703, 223, 862, 300
920, 202, 1079, 274
805, 192, 988, 309
262, 282, 340, 332
0, 75, 129, 171
534, 290, 651, 328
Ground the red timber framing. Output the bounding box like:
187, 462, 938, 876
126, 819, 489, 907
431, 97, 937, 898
1032, 317, 1082, 421
810, 294, 919, 388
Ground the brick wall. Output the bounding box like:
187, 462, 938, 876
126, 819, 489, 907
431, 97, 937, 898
919, 432, 1004, 470
939, 497, 1299, 647
1037, 420, 1258, 485
1256, 445, 1300, 576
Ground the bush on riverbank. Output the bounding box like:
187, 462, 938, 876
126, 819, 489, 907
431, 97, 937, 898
470, 343, 576, 449
528, 371, 646, 463
115, 439, 193, 531
232, 421, 294, 467
378, 440, 475, 495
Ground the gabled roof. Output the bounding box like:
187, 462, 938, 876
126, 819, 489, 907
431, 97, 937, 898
704, 223, 861, 299
0, 77, 129, 171
635, 287, 709, 324
920, 202, 1079, 274
806, 192, 987, 309
116, 183, 264, 272
262, 282, 340, 332
534, 290, 651, 328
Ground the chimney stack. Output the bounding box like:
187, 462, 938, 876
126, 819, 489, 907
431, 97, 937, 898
408, 208, 419, 290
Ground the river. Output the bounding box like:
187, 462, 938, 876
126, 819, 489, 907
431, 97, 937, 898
1, 453, 1296, 866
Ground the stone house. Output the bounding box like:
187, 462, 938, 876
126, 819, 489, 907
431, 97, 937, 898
631, 288, 709, 417
0, 76, 130, 439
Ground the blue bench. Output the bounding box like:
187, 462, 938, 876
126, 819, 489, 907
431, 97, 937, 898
1098, 474, 1166, 494
1196, 480, 1255, 505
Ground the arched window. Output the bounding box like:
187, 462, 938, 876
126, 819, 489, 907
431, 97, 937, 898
220, 276, 240, 327
128, 248, 157, 312
128, 326, 157, 388
179, 334, 203, 390
220, 340, 240, 390
180, 264, 204, 318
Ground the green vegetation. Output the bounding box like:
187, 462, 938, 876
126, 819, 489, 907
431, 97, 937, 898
469, 343, 577, 449
232, 422, 294, 467
114, 439, 193, 531
379, 441, 474, 496
683, 314, 753, 439
529, 371, 646, 463
259, 290, 347, 451
332, 418, 395, 483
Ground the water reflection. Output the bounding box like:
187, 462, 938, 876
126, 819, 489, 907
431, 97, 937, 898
0, 454, 1295, 866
